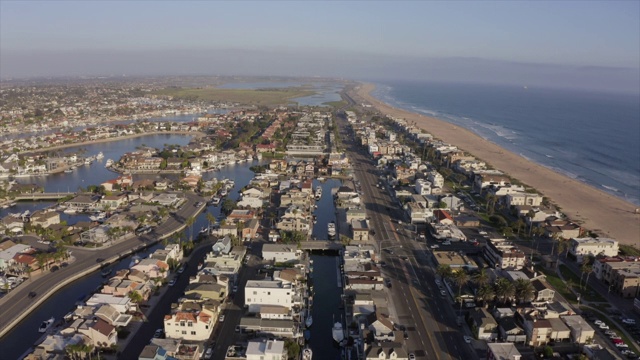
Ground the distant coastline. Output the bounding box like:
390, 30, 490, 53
352, 83, 640, 246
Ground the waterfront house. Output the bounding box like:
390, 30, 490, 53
262, 244, 300, 264
245, 339, 286, 360
238, 317, 297, 338
365, 343, 409, 360
569, 237, 619, 262
132, 258, 170, 280
95, 304, 133, 328
366, 311, 395, 341
86, 293, 133, 314
1, 216, 24, 234
66, 194, 99, 212
163, 308, 215, 341
76, 318, 118, 348
80, 225, 111, 244
351, 219, 370, 241
29, 211, 60, 229
244, 279, 299, 313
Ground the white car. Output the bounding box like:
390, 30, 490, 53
599, 323, 610, 330
168, 279, 177, 287
203, 347, 213, 359
218, 315, 225, 322
622, 318, 636, 325
435, 279, 441, 286
464, 336, 472, 343
409, 354, 416, 360
430, 244, 440, 249
594, 319, 604, 326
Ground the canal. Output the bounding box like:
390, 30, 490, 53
309, 178, 344, 360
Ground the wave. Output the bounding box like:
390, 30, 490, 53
602, 185, 619, 192
545, 155, 554, 158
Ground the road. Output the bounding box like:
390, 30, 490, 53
336, 113, 480, 360
0, 192, 205, 339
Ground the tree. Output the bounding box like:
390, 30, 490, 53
476, 284, 495, 306
206, 212, 217, 230
542, 345, 554, 358
284, 339, 301, 359
556, 239, 569, 271
436, 264, 452, 280
486, 194, 498, 215
451, 270, 469, 308
514, 279, 535, 303
185, 216, 196, 241
472, 268, 490, 288
580, 259, 593, 290
494, 278, 515, 304
513, 218, 526, 236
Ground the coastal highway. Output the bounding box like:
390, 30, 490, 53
337, 113, 479, 360
0, 192, 205, 339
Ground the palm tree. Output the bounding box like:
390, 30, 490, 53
185, 216, 196, 241
128, 290, 143, 304
514, 279, 535, 303
452, 270, 469, 309
580, 260, 593, 290
486, 194, 498, 215
476, 284, 495, 307
206, 212, 217, 231
526, 209, 536, 237
513, 218, 526, 236
556, 239, 569, 271
494, 278, 515, 305
472, 268, 490, 288
436, 264, 452, 280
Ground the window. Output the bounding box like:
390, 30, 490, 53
188, 322, 193, 327
180, 321, 185, 327
182, 330, 186, 334
191, 331, 196, 335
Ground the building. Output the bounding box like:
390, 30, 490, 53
351, 219, 369, 241
486, 343, 522, 360
245, 339, 286, 360
483, 240, 526, 270
569, 237, 619, 262
433, 251, 479, 271
261, 244, 301, 264
531, 279, 556, 302
469, 307, 498, 340
365, 343, 409, 360
562, 315, 595, 344
244, 280, 299, 313
163, 309, 215, 341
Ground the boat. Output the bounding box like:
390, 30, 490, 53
64, 168, 73, 173
317, 177, 326, 182
302, 347, 313, 360
209, 197, 221, 205
332, 321, 345, 344
220, 189, 227, 197
96, 152, 104, 159
315, 187, 322, 200
199, 226, 210, 235
327, 222, 336, 238
39, 317, 54, 333
100, 268, 112, 277
105, 159, 114, 168
305, 314, 313, 328
84, 158, 92, 165
89, 212, 106, 222
63, 208, 77, 214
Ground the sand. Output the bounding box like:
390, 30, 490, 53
351, 83, 640, 247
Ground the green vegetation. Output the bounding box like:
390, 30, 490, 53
558, 265, 605, 302
323, 100, 347, 108
537, 266, 577, 303
153, 87, 315, 106
620, 244, 640, 256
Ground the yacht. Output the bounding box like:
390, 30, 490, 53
89, 212, 106, 222
327, 221, 336, 238
302, 347, 313, 360
210, 197, 221, 206
315, 187, 322, 200
63, 208, 77, 214
96, 152, 104, 159
305, 314, 313, 328
332, 321, 345, 344
39, 317, 55, 333
105, 159, 114, 168
64, 168, 73, 173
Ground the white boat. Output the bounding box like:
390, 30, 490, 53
64, 168, 73, 173
39, 317, 54, 333
332, 321, 345, 343
96, 152, 104, 159
302, 347, 313, 360
63, 208, 77, 214
305, 314, 313, 328
315, 187, 322, 200
220, 189, 227, 197
328, 222, 336, 238
210, 197, 221, 205
105, 159, 114, 168
89, 212, 106, 222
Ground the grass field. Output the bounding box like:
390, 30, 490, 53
153, 87, 315, 106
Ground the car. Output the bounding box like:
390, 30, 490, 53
177, 265, 185, 274
401, 256, 409, 261
168, 279, 177, 287
430, 244, 440, 249
28, 291, 37, 299
616, 343, 629, 349
600, 324, 610, 330
622, 318, 637, 325
203, 347, 213, 359
153, 328, 164, 338
409, 353, 416, 360
435, 279, 441, 286
605, 330, 617, 336
235, 325, 241, 333
218, 315, 225, 322
403, 332, 409, 340
442, 242, 451, 246
232, 285, 238, 293
440, 290, 447, 296
594, 319, 604, 326
612, 338, 624, 344
379, 261, 387, 267
464, 336, 472, 343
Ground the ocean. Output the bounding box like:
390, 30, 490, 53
371, 80, 640, 205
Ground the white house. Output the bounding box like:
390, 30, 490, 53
415, 179, 432, 196
163, 308, 215, 341
245, 339, 286, 360
245, 280, 298, 313
569, 237, 619, 262
85, 294, 133, 314
262, 244, 301, 264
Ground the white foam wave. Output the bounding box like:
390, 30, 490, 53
601, 185, 619, 192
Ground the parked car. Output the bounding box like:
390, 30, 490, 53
28, 291, 37, 299
203, 347, 213, 359
219, 315, 225, 322
599, 323, 610, 330
168, 279, 176, 287
430, 244, 440, 249
435, 279, 441, 286
440, 290, 447, 297
464, 336, 472, 343
594, 320, 604, 326
154, 329, 164, 338
409, 354, 416, 360
622, 318, 636, 325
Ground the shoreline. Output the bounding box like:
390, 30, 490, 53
351, 83, 640, 246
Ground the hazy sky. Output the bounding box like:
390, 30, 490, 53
1, 1, 639, 93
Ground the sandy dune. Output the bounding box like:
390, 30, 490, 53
351, 83, 639, 247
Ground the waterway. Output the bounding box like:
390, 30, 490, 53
309, 178, 343, 360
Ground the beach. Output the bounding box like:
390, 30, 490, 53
351, 83, 640, 247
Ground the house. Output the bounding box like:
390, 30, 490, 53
238, 317, 297, 338
483, 240, 526, 270
433, 210, 454, 225
100, 193, 128, 210
184, 283, 227, 302
163, 308, 215, 341
86, 293, 133, 314
468, 307, 498, 340
245, 339, 286, 360
29, 211, 60, 229
132, 258, 170, 279
486, 343, 522, 360
95, 304, 133, 328
346, 208, 367, 223
498, 317, 527, 344
76, 318, 117, 348
211, 236, 232, 255
562, 315, 595, 344
351, 220, 369, 241
366, 311, 395, 341
240, 218, 260, 240
365, 343, 409, 360
262, 244, 300, 264
569, 237, 619, 262
1, 216, 24, 234
531, 279, 555, 302
244, 280, 298, 313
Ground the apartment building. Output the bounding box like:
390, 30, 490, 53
569, 237, 619, 262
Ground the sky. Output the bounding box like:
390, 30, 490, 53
1, 1, 639, 93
